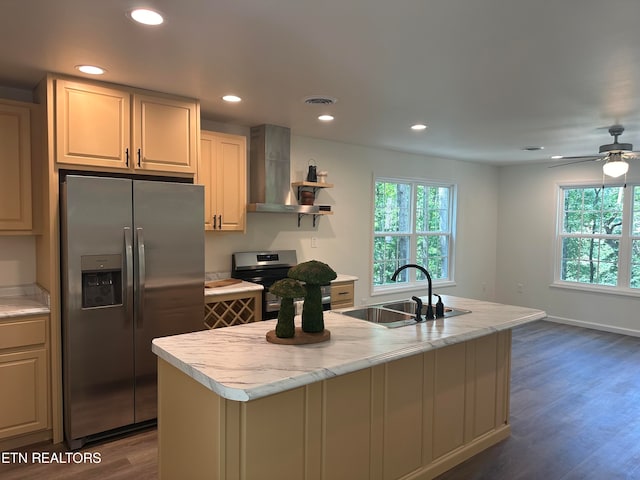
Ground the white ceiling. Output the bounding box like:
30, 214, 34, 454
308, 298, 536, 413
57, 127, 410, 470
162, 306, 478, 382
2, 0, 640, 166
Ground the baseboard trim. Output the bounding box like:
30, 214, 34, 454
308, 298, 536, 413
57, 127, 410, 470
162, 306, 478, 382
403, 424, 511, 480
0, 429, 52, 451
544, 316, 640, 338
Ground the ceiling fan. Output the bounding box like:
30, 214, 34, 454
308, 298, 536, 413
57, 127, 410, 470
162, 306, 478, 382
549, 124, 639, 177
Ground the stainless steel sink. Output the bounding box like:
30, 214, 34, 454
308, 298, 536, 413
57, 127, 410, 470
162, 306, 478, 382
338, 299, 471, 328
381, 300, 471, 319
338, 307, 417, 328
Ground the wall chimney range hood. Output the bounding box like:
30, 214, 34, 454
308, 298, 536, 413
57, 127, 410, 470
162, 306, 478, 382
247, 124, 319, 214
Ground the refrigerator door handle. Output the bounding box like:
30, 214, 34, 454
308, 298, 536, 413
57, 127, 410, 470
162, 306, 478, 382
124, 227, 134, 323
136, 227, 146, 328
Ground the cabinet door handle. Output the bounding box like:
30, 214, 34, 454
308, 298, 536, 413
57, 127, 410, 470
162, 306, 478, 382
125, 148, 129, 167
137, 148, 141, 167
213, 215, 217, 229
218, 215, 222, 228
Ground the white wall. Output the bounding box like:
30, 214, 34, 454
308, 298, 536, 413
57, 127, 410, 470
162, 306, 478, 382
495, 161, 640, 336
0, 236, 36, 287
205, 134, 500, 307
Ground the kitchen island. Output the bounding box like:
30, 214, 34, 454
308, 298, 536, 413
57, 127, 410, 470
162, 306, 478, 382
152, 295, 546, 480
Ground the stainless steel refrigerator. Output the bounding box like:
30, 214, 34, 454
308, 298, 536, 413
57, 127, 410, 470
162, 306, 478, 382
60, 174, 205, 449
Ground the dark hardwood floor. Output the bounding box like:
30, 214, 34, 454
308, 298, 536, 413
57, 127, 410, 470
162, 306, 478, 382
436, 320, 640, 480
1, 320, 639, 479
0, 426, 157, 480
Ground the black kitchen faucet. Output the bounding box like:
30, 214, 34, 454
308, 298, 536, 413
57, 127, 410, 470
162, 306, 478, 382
391, 263, 436, 322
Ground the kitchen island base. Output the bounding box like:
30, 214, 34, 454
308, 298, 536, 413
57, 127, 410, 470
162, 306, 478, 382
158, 330, 512, 480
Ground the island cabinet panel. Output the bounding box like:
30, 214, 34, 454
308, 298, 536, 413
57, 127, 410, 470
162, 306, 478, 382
470, 333, 500, 438
383, 355, 424, 479
242, 388, 306, 479
432, 342, 467, 459
157, 330, 513, 480
323, 370, 373, 480
157, 353, 220, 480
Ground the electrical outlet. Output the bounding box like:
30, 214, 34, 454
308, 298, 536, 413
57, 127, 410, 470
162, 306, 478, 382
311, 237, 317, 248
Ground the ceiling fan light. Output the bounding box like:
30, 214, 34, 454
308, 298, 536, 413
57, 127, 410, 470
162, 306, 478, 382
602, 159, 629, 178
129, 8, 164, 26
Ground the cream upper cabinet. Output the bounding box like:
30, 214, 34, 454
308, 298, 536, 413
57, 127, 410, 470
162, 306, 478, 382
55, 78, 198, 175
198, 131, 247, 232
132, 93, 197, 174
0, 100, 32, 231
56, 80, 130, 169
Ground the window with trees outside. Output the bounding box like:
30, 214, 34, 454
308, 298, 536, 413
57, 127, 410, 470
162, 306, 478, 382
556, 184, 640, 291
373, 178, 455, 291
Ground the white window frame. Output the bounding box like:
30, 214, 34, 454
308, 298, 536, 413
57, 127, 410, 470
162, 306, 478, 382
552, 182, 640, 297
371, 176, 457, 295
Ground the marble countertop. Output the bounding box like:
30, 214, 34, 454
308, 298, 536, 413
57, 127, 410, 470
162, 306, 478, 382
333, 274, 358, 283
0, 284, 50, 319
203, 274, 358, 299
153, 295, 546, 402
204, 280, 263, 298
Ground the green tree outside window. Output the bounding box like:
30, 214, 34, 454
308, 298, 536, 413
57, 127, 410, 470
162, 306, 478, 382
373, 179, 454, 288
558, 185, 640, 290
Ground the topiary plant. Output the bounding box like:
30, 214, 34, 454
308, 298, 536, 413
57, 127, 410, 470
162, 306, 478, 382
269, 278, 306, 338
287, 260, 337, 333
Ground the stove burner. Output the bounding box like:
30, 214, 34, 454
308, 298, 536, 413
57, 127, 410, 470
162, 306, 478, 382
232, 250, 297, 319
231, 250, 331, 320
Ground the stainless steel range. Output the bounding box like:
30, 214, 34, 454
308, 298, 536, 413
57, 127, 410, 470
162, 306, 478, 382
231, 250, 331, 319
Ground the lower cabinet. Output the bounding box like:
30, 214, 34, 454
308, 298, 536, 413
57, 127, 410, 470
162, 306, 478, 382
204, 291, 262, 329
331, 280, 355, 309
0, 315, 49, 442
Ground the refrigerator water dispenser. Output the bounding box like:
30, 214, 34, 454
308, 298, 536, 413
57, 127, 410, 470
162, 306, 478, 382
81, 254, 122, 308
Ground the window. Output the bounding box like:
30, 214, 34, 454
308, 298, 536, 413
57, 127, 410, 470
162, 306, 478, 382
372, 178, 455, 291
633, 186, 640, 288
556, 184, 640, 291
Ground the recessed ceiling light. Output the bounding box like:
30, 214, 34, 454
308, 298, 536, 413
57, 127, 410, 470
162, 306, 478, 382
411, 124, 427, 131
129, 8, 164, 26
222, 95, 242, 103
318, 114, 334, 122
551, 155, 564, 159
75, 65, 106, 75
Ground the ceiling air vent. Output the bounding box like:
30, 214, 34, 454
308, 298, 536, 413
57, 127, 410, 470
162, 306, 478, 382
303, 96, 337, 105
